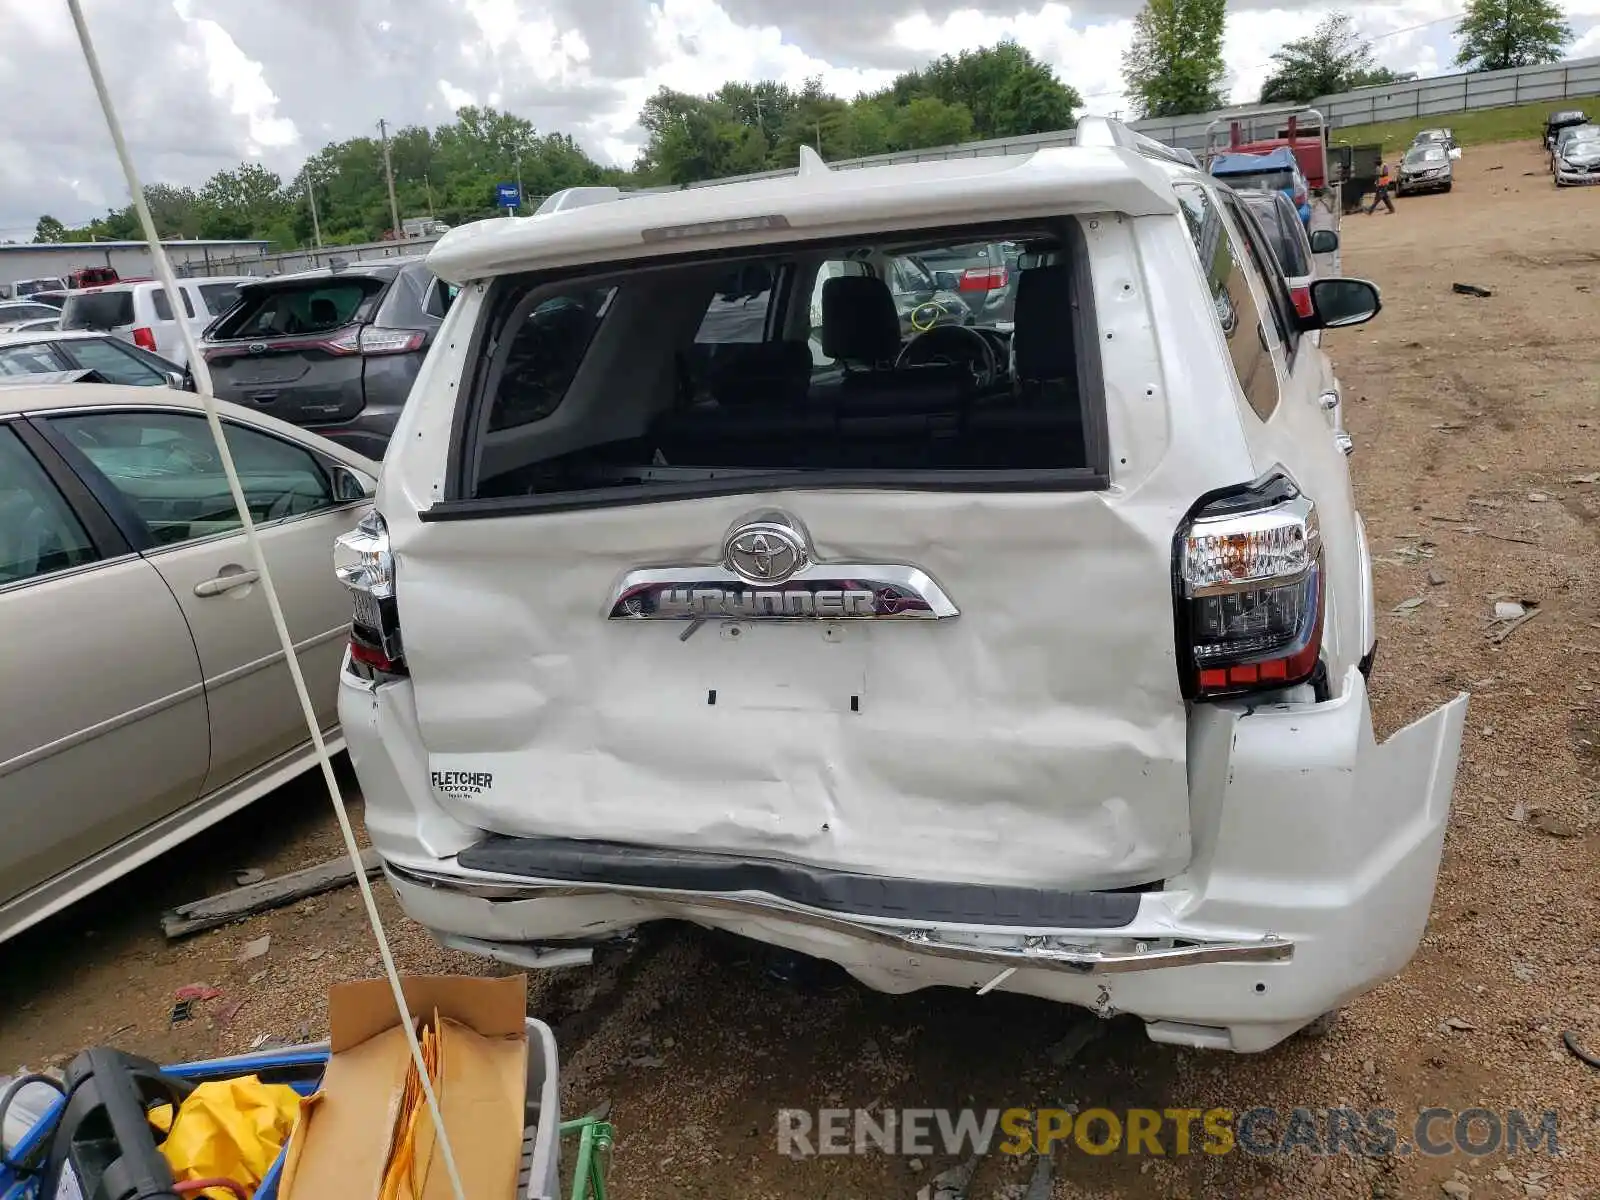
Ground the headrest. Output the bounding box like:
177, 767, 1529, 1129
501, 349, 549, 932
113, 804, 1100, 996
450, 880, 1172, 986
821, 275, 901, 365
1012, 264, 1077, 381
706, 341, 813, 406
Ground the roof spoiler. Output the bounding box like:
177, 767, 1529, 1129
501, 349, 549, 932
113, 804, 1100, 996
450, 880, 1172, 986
1075, 116, 1199, 170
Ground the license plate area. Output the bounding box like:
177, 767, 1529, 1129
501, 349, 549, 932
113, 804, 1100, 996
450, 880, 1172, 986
676, 620, 867, 713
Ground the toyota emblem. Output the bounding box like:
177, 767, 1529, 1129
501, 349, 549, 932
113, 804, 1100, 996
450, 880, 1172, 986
722, 512, 809, 584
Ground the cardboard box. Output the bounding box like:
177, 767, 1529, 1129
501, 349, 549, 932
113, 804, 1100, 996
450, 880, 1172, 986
277, 974, 529, 1200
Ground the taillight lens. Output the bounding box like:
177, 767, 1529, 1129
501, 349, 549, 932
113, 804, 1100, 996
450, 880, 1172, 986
357, 326, 426, 355
958, 267, 1008, 292
132, 326, 157, 351
1176, 476, 1324, 698
1290, 285, 1314, 319
334, 511, 406, 675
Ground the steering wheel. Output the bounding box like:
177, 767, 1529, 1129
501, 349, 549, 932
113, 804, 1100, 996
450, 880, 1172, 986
896, 323, 998, 388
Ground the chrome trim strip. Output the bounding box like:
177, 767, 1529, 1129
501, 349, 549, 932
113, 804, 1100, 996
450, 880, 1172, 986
205, 624, 350, 689
607, 562, 959, 621
385, 863, 1294, 975
0, 680, 206, 778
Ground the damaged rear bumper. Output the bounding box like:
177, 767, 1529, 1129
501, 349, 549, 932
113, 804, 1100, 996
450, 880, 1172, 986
342, 662, 1466, 1053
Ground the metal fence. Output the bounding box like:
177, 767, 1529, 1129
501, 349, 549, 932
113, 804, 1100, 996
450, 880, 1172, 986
176, 235, 445, 279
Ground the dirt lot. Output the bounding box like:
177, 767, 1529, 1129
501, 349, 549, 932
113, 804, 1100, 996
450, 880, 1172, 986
4, 141, 1598, 1200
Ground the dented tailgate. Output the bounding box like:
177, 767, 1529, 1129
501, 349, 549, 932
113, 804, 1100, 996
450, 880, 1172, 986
397, 486, 1194, 892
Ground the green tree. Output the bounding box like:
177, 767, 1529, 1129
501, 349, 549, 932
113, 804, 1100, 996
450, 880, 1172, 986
1122, 0, 1229, 119
911, 42, 1081, 137
1453, 0, 1572, 70
889, 96, 976, 150
33, 215, 68, 243
141, 184, 203, 238
1258, 13, 1407, 104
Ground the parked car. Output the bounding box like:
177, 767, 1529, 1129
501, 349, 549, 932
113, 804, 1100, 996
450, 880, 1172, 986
58, 277, 255, 369
1544, 109, 1588, 150
3, 318, 62, 334
24, 292, 68, 310
1554, 126, 1600, 186
0, 301, 64, 332
916, 241, 1022, 326
200, 258, 454, 459
3, 277, 68, 300
1236, 188, 1333, 321
1410, 128, 1458, 155
0, 330, 189, 388
334, 118, 1467, 1055
0, 382, 377, 944
1396, 143, 1453, 195
1551, 123, 1600, 174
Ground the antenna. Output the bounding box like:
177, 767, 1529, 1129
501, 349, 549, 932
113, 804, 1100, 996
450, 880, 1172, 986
62, 7, 470, 1200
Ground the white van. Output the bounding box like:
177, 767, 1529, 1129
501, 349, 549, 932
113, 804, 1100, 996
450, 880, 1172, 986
58, 277, 256, 367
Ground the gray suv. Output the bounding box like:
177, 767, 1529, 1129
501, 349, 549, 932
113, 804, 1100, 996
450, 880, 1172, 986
200, 258, 456, 458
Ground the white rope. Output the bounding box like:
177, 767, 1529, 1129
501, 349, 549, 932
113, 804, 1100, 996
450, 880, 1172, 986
63, 5, 471, 1199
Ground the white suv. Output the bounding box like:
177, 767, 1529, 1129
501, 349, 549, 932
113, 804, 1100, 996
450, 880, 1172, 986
335, 118, 1467, 1053
59, 277, 254, 367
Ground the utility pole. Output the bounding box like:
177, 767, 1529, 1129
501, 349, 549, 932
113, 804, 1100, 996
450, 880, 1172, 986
515, 153, 524, 214
303, 168, 323, 249
423, 174, 435, 218
378, 118, 402, 240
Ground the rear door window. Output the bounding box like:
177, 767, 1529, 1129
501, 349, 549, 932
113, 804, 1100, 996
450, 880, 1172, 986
212, 280, 384, 339
47, 411, 337, 544
150, 288, 195, 322
0, 343, 69, 377
60, 291, 134, 331
58, 338, 170, 386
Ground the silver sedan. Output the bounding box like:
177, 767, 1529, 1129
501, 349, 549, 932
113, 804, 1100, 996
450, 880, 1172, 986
0, 383, 376, 944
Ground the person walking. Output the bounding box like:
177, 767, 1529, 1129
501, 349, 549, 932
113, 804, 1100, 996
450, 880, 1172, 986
1365, 159, 1395, 214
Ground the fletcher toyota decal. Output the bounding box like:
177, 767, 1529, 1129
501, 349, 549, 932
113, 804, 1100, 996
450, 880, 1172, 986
431, 770, 494, 797
607, 510, 959, 622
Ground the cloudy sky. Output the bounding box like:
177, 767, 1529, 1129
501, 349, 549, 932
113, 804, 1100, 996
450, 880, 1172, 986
3, 0, 1598, 240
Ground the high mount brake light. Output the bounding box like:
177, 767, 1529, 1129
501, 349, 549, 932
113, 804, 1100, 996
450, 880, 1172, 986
1176, 476, 1324, 698
334, 510, 407, 675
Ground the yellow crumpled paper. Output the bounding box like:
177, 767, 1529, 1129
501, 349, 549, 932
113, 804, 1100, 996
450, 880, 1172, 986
148, 1075, 302, 1200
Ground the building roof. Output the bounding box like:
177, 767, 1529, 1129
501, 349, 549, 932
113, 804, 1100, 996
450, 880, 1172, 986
426, 144, 1179, 284
0, 240, 270, 253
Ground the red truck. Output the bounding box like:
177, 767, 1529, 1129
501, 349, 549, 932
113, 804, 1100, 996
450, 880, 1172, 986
1205, 105, 1331, 193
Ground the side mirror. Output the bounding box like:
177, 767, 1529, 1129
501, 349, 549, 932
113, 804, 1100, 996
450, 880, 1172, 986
1308, 229, 1339, 254
331, 465, 376, 501
165, 369, 189, 390
1304, 278, 1381, 330
1448, 147, 1462, 161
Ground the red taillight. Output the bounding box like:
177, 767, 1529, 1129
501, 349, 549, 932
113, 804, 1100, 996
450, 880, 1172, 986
958, 267, 1008, 292
132, 326, 157, 351
1177, 476, 1324, 699
1291, 285, 1314, 319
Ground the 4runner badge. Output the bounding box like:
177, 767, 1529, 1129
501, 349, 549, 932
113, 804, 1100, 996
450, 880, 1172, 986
606, 510, 959, 621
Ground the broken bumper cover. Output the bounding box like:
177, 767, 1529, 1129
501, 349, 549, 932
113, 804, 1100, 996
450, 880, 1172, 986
341, 662, 1466, 1053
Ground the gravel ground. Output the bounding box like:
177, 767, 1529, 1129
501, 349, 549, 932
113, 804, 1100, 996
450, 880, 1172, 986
3, 141, 1597, 1200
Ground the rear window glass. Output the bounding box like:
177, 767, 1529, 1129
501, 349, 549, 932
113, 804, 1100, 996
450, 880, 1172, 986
212, 279, 384, 339
465, 221, 1102, 504
150, 287, 195, 321
0, 343, 63, 376
198, 283, 243, 316
60, 291, 134, 331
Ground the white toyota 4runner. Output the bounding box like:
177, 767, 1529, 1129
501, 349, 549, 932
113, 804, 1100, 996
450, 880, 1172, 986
336, 118, 1467, 1053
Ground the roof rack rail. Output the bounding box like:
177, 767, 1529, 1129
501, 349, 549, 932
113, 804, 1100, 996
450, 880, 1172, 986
1076, 115, 1199, 170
